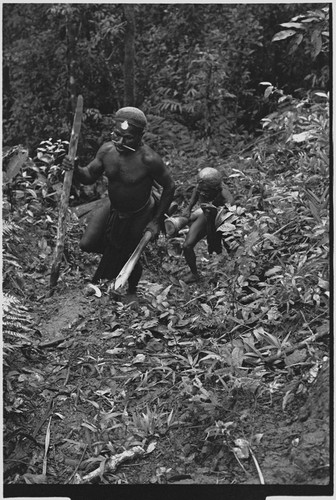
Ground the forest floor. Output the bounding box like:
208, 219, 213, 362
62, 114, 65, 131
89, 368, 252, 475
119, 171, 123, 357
3, 206, 331, 495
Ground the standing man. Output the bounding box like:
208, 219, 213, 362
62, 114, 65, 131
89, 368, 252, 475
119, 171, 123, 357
63, 106, 175, 298
181, 167, 233, 283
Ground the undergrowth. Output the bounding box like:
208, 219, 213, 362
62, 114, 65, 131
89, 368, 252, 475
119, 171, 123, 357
2, 88, 330, 485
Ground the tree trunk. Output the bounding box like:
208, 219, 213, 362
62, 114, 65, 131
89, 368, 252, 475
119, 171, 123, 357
205, 62, 213, 145
123, 5, 135, 106
66, 18, 77, 114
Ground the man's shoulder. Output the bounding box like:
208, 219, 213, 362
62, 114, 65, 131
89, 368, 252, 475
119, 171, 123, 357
98, 141, 115, 154
96, 142, 115, 160
140, 144, 163, 166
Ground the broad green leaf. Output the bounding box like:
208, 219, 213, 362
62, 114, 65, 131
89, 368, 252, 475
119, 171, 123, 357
301, 16, 322, 23
291, 130, 315, 143
311, 30, 323, 58
280, 22, 304, 29
37, 152, 54, 163
4, 148, 28, 183
272, 30, 296, 42
288, 33, 303, 54
264, 86, 274, 99
217, 222, 236, 233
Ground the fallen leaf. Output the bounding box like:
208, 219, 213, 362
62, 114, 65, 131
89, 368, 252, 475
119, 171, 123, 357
132, 353, 146, 364
285, 349, 307, 366
101, 329, 124, 338
146, 441, 157, 453
253, 433, 264, 445
81, 422, 97, 432
23, 473, 48, 484
233, 445, 250, 459
106, 348, 125, 355
200, 303, 212, 315
54, 412, 65, 420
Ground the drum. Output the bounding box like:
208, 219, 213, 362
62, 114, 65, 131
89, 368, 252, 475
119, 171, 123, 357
164, 216, 189, 237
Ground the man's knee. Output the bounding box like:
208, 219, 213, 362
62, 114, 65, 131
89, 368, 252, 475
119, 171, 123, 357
183, 229, 202, 251
79, 237, 91, 252
80, 234, 101, 253
183, 239, 195, 252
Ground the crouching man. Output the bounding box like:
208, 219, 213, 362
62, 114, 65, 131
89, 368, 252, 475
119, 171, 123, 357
181, 167, 234, 283
63, 106, 175, 297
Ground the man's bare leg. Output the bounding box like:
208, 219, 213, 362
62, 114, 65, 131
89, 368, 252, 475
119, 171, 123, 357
80, 200, 110, 254
182, 214, 207, 283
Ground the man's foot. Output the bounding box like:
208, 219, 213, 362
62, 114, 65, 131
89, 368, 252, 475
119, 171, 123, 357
124, 293, 138, 305
183, 272, 201, 284
109, 288, 123, 301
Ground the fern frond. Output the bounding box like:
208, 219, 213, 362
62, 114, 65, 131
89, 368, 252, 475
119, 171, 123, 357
4, 330, 31, 342
2, 293, 21, 313
2, 293, 34, 358
3, 342, 15, 354
2, 292, 29, 313
4, 321, 32, 333
4, 311, 31, 324
2, 220, 20, 236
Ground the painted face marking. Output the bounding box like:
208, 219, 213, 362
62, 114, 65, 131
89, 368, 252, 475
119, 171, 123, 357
121, 120, 129, 130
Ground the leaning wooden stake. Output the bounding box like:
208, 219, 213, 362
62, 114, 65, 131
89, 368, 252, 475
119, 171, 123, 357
50, 95, 83, 291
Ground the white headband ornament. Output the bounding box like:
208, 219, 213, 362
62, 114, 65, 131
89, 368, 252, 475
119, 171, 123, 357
121, 120, 129, 130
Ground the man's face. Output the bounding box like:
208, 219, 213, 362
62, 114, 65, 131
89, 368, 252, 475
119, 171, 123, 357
111, 121, 143, 153
197, 181, 220, 202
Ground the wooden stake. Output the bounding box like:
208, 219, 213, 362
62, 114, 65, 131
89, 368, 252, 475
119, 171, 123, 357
50, 95, 83, 291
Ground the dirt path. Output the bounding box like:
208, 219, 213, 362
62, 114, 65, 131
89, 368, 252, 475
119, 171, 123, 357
3, 219, 330, 493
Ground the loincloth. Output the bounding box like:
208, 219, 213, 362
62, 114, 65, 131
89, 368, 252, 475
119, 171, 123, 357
92, 196, 156, 282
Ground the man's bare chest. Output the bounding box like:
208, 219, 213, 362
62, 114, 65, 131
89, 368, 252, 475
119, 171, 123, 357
103, 152, 149, 185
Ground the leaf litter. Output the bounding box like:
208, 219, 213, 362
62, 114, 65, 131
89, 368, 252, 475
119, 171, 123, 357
3, 154, 330, 486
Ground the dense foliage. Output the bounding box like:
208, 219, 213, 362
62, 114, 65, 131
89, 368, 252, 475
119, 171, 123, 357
3, 3, 329, 156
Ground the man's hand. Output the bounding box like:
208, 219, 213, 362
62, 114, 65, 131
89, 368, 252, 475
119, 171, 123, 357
62, 155, 79, 172
181, 209, 192, 220
201, 203, 217, 221
200, 203, 217, 213
145, 220, 160, 239
62, 155, 74, 171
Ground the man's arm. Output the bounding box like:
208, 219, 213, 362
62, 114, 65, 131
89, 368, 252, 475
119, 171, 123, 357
146, 156, 175, 236
183, 187, 199, 218
152, 168, 175, 224
75, 157, 104, 185
63, 147, 105, 185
